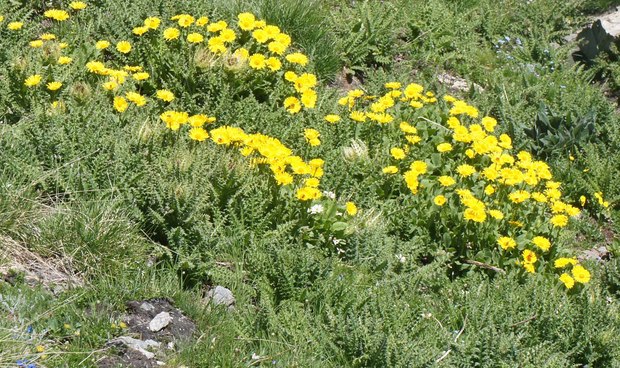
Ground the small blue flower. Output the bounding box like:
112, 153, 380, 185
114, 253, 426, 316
26, 364, 36, 368
16, 359, 27, 367
26, 326, 33, 334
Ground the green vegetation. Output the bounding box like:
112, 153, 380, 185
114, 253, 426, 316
1, 0, 620, 366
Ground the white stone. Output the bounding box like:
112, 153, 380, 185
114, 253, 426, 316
149, 311, 173, 332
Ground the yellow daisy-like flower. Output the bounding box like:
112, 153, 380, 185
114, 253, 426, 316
238, 12, 256, 30
187, 33, 204, 43
283, 96, 301, 114
44, 9, 70, 21
144, 16, 161, 29
29, 40, 44, 48
559, 273, 575, 289
24, 74, 42, 87
155, 90, 175, 102
189, 127, 209, 141
550, 214, 568, 228
572, 265, 590, 284
133, 26, 149, 36
382, 166, 399, 174
46, 81, 62, 91
438, 176, 456, 187
8, 22, 24, 30
40, 33, 56, 40
436, 143, 453, 152
96, 40, 110, 50
248, 54, 266, 69
285, 52, 309, 66
497, 236, 516, 250
69, 2, 87, 10
163, 28, 180, 41
324, 114, 341, 123
433, 195, 447, 206
390, 147, 406, 160
58, 56, 73, 65
531, 236, 551, 252
116, 41, 131, 54
113, 96, 128, 112
345, 202, 358, 216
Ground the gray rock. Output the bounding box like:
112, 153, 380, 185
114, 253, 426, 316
149, 311, 173, 332
110, 336, 161, 360
140, 302, 155, 312
205, 286, 235, 310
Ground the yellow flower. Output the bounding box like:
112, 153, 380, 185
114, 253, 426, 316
189, 127, 209, 141
554, 257, 578, 268
481, 116, 497, 132
44, 9, 70, 21
8, 22, 24, 30
385, 81, 401, 89
238, 12, 256, 30
484, 185, 495, 196
382, 166, 399, 174
531, 236, 551, 252
346, 202, 358, 216
522, 249, 537, 264
497, 236, 516, 250
296, 187, 322, 201
58, 56, 72, 65
436, 143, 453, 152
248, 53, 266, 69
207, 20, 227, 32
488, 209, 504, 219
390, 148, 406, 160
102, 81, 118, 91
116, 41, 131, 53
96, 40, 110, 49
508, 190, 531, 204
220, 29, 237, 43
304, 128, 321, 146
559, 273, 575, 289
550, 214, 568, 228
36, 345, 45, 353
196, 16, 209, 27
252, 29, 269, 43
144, 16, 161, 29
268, 41, 286, 55
434, 195, 447, 206
400, 121, 417, 134
113, 96, 128, 112
438, 176, 456, 187
69, 2, 87, 10
126, 91, 146, 106
410, 161, 427, 175
523, 263, 535, 273
29, 40, 44, 48
463, 207, 486, 223
187, 33, 204, 43
176, 14, 195, 28
580, 195, 586, 207
283, 96, 301, 114
155, 89, 175, 102
132, 72, 149, 81
24, 74, 42, 87
133, 26, 149, 36
285, 52, 309, 66
46, 81, 62, 91
324, 114, 340, 124
456, 164, 476, 177
266, 57, 282, 71
572, 265, 590, 284
163, 28, 180, 41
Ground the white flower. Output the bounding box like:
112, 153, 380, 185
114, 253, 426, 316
396, 254, 406, 263
322, 191, 336, 200
307, 204, 324, 214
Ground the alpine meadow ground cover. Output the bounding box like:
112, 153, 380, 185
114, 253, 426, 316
1, 0, 620, 367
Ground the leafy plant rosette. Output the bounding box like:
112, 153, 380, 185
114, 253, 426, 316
323, 82, 599, 289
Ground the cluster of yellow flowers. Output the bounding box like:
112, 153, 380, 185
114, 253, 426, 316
323, 81, 599, 288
